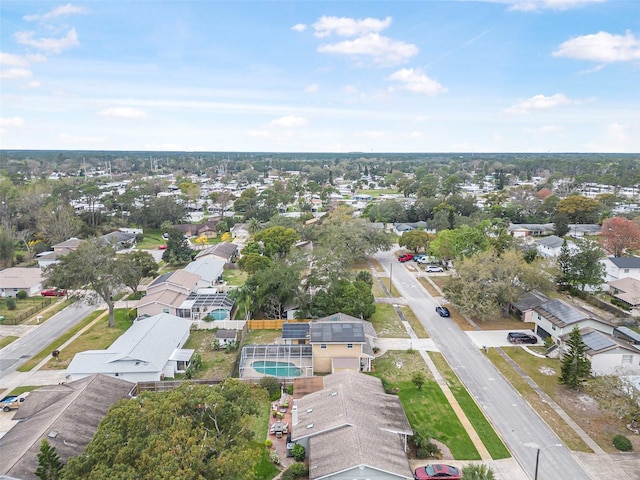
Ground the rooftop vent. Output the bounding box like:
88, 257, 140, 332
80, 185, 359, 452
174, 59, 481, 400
48, 431, 59, 438
306, 408, 313, 413
306, 423, 314, 429
330, 391, 338, 397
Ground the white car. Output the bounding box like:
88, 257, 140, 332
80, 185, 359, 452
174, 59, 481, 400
425, 265, 444, 273
416, 255, 437, 264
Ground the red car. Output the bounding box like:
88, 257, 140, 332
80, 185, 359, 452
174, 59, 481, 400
413, 464, 461, 480
398, 254, 414, 262
41, 288, 66, 297
158, 244, 167, 250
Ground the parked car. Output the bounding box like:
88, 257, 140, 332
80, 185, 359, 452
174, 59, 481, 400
435, 306, 450, 317
413, 464, 461, 480
416, 256, 435, 264
158, 244, 167, 250
1, 392, 29, 412
425, 265, 444, 272
40, 288, 66, 297
398, 254, 414, 262
413, 254, 426, 262
507, 332, 537, 344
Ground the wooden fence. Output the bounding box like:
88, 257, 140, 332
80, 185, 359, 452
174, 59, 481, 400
247, 319, 310, 330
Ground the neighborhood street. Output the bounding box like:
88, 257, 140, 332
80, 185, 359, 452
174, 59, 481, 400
375, 250, 592, 480
0, 300, 96, 381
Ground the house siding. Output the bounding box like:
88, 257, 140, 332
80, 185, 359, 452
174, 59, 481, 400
590, 348, 640, 376
312, 344, 363, 373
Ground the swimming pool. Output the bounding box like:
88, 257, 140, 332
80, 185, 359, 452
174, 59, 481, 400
251, 361, 302, 377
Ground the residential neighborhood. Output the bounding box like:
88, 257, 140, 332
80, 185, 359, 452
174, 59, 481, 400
0, 150, 639, 480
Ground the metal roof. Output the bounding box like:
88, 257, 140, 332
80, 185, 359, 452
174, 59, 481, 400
282, 323, 310, 339
310, 322, 365, 343
581, 331, 615, 352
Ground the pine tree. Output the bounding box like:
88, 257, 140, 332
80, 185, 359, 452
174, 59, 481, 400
556, 239, 573, 287
559, 326, 591, 389
35, 438, 63, 480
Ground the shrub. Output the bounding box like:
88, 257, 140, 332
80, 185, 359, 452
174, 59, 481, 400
264, 439, 272, 448
286, 384, 293, 395
613, 434, 633, 452
259, 376, 281, 401
291, 444, 305, 462
16, 290, 27, 300
281, 462, 308, 480
127, 309, 137, 320
15, 254, 24, 264
269, 450, 280, 465
461, 463, 496, 480
6, 298, 16, 310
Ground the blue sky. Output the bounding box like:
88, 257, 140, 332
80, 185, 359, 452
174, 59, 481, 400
1, 1, 639, 153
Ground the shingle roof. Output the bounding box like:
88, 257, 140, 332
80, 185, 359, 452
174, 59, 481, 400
512, 291, 550, 312
183, 257, 225, 284
608, 256, 640, 269
536, 235, 565, 248
292, 371, 412, 480
195, 242, 238, 260
0, 375, 133, 480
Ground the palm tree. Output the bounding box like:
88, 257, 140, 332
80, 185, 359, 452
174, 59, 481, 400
248, 218, 263, 234
461, 463, 496, 480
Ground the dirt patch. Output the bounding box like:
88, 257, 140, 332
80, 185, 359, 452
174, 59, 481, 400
407, 438, 454, 462
539, 366, 556, 376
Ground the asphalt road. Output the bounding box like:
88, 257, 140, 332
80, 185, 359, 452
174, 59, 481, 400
0, 300, 96, 381
376, 250, 592, 480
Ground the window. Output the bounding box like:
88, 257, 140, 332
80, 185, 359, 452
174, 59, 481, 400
320, 344, 326, 349
622, 355, 633, 365
347, 343, 353, 349
624, 268, 630, 273
163, 308, 170, 313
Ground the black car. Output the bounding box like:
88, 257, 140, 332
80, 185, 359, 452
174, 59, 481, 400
507, 332, 537, 344
435, 306, 450, 317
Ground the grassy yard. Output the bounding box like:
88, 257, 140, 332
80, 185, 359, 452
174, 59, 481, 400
18, 309, 106, 372
222, 268, 247, 286
430, 352, 510, 460
355, 188, 399, 197
245, 329, 281, 345
418, 277, 442, 297
502, 347, 633, 453
399, 306, 429, 338
370, 303, 409, 338
486, 348, 592, 452
44, 309, 132, 370
0, 335, 18, 349
23, 299, 73, 325
371, 277, 400, 297
183, 330, 237, 379
369, 258, 386, 273
0, 297, 55, 325
248, 398, 281, 480
371, 351, 480, 460
135, 228, 165, 249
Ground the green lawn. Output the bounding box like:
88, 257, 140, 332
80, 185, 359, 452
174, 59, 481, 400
0, 297, 55, 325
135, 228, 165, 249
0, 335, 18, 350
430, 352, 510, 459
18, 309, 106, 372
355, 188, 399, 197
244, 329, 281, 345
7, 385, 38, 396
249, 398, 280, 480
399, 306, 429, 338
183, 330, 237, 379
223, 268, 247, 286
370, 303, 409, 338
371, 351, 480, 460
44, 309, 132, 369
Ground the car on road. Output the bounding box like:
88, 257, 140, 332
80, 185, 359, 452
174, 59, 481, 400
425, 265, 444, 272
413, 464, 461, 480
398, 254, 414, 262
435, 306, 450, 317
507, 332, 537, 344
40, 288, 66, 297
1, 392, 29, 412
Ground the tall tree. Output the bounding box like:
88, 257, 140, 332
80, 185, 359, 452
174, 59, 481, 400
586, 374, 640, 425
443, 249, 555, 321
116, 250, 159, 294
559, 326, 591, 389
36, 438, 63, 480
600, 217, 640, 257
0, 227, 14, 268
161, 223, 193, 265
253, 226, 298, 259
556, 195, 600, 223
556, 239, 605, 292
62, 380, 268, 480
44, 239, 122, 327
37, 203, 83, 245
398, 229, 434, 253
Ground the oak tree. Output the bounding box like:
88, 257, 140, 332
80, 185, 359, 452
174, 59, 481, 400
600, 217, 640, 257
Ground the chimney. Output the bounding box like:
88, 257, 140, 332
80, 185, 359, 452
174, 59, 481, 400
292, 404, 298, 426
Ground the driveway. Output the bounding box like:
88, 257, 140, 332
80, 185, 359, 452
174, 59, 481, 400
374, 338, 438, 355
465, 330, 540, 349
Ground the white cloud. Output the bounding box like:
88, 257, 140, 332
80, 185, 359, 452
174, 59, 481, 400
387, 68, 447, 96
313, 15, 392, 38
523, 125, 564, 134
318, 33, 418, 66
100, 107, 148, 119
505, 93, 576, 114
553, 31, 640, 63
343, 85, 359, 94
23, 3, 88, 22
27, 80, 41, 88
59, 133, 105, 146
361, 130, 387, 139
0, 68, 32, 79
0, 117, 25, 128
291, 23, 307, 32
0, 52, 29, 67
269, 115, 308, 127
15, 29, 79, 54
509, 0, 604, 12
408, 131, 423, 138
305, 84, 319, 93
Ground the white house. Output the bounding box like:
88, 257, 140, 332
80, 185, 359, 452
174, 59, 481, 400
535, 235, 577, 258
146, 270, 200, 297
183, 257, 225, 288
0, 268, 43, 297
562, 329, 640, 376
67, 313, 193, 383
601, 256, 640, 283
529, 299, 615, 344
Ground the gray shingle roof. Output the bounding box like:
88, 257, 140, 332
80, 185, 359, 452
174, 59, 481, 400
608, 256, 640, 269
292, 371, 412, 480
0, 375, 133, 480
536, 235, 565, 248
